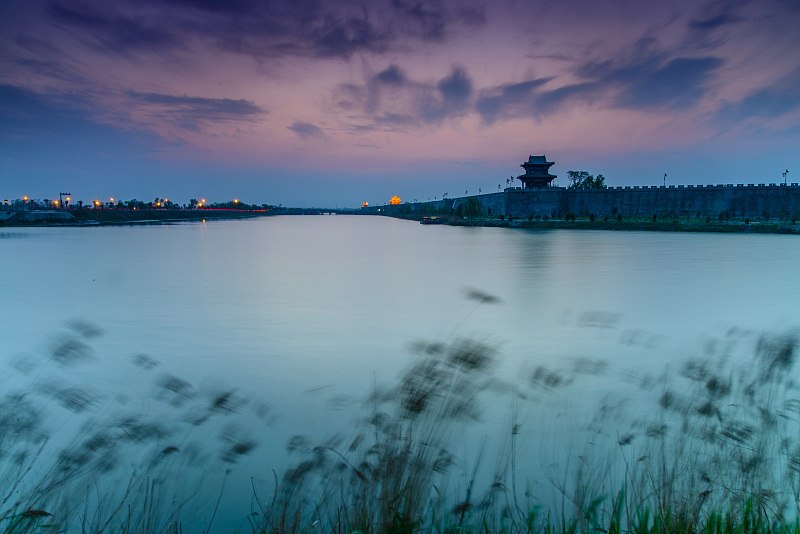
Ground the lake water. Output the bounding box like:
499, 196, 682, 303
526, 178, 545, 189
2, 216, 800, 530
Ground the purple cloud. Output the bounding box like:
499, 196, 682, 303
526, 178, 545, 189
288, 121, 326, 140
716, 67, 800, 122
127, 91, 266, 131
47, 1, 182, 54
42, 0, 481, 61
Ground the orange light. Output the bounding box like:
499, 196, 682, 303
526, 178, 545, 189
94, 200, 100, 206
110, 198, 114, 202
234, 199, 238, 203
54, 200, 58, 206
66, 197, 70, 202
362, 202, 369, 208
23, 196, 28, 201
390, 196, 402, 205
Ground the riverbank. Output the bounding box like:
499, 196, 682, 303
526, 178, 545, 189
387, 212, 800, 233
68, 208, 270, 224
0, 207, 356, 226
0, 208, 272, 226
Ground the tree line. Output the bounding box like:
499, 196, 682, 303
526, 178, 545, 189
567, 170, 607, 189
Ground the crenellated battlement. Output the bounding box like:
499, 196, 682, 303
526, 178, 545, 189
603, 183, 799, 190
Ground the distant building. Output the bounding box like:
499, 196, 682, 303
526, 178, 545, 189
517, 155, 557, 188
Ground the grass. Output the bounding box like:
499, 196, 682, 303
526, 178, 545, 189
242, 320, 800, 534
0, 320, 259, 533
3, 309, 800, 533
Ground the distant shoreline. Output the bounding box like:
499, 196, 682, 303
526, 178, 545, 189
69, 208, 268, 225
0, 207, 339, 226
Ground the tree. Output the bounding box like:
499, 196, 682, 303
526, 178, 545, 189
567, 171, 607, 189
455, 198, 484, 218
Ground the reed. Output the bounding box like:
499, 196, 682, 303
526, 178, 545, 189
249, 323, 800, 534
3, 312, 800, 534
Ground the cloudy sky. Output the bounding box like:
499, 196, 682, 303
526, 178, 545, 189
2, 0, 799, 207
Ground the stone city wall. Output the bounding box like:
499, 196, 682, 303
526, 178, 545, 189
382, 183, 800, 220
565, 184, 800, 219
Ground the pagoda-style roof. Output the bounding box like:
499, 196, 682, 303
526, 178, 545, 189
517, 155, 556, 188
524, 155, 554, 167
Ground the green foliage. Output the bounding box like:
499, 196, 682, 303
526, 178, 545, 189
567, 171, 607, 189
455, 199, 485, 218
207, 200, 273, 210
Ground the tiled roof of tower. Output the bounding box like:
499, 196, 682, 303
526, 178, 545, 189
527, 155, 553, 165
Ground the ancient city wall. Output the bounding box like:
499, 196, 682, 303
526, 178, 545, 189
452, 193, 506, 216
505, 189, 564, 217
384, 183, 800, 221
563, 184, 800, 219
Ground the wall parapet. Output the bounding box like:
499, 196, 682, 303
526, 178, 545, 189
608, 183, 799, 191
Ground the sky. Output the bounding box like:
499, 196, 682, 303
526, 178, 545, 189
1, 0, 800, 208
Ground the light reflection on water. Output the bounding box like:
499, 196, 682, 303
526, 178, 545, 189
2, 216, 800, 530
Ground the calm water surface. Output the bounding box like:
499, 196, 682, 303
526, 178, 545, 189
2, 215, 799, 529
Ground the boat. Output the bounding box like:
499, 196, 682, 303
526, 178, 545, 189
420, 216, 443, 225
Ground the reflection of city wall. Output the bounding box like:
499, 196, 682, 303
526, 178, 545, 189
385, 183, 800, 219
